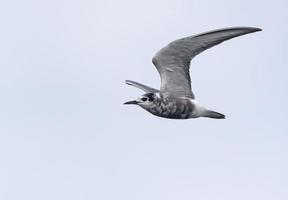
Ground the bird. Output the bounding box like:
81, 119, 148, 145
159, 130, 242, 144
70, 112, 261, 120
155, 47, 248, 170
124, 27, 261, 119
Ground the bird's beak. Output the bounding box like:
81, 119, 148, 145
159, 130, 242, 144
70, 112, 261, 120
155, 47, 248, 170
123, 100, 138, 105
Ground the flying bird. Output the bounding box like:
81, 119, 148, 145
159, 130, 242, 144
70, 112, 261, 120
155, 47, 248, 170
124, 27, 261, 119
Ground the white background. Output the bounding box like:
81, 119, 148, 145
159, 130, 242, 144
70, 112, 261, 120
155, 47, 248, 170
0, 0, 287, 199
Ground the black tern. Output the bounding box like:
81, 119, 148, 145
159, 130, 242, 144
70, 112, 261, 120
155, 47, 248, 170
124, 27, 261, 119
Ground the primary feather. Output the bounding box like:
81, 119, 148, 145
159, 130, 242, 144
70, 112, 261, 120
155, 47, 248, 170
152, 27, 262, 99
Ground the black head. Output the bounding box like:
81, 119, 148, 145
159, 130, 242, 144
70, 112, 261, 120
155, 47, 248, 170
123, 93, 157, 105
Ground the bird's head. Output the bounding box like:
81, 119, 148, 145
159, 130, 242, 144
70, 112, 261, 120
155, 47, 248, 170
124, 93, 159, 109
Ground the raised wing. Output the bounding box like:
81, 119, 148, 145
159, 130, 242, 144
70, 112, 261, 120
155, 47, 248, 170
152, 27, 261, 98
125, 80, 159, 93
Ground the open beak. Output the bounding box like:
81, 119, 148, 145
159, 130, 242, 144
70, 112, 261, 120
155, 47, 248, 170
123, 100, 138, 105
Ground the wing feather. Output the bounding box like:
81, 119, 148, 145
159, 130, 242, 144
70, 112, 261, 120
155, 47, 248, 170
152, 27, 262, 98
125, 80, 159, 93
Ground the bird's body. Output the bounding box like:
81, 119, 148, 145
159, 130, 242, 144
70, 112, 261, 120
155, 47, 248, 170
140, 93, 195, 119
128, 92, 224, 119
124, 27, 261, 119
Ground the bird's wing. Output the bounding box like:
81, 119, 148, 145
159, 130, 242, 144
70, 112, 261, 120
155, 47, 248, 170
125, 80, 159, 93
152, 27, 261, 99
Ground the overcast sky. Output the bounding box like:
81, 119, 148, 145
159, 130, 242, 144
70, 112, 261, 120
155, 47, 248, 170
0, 0, 287, 200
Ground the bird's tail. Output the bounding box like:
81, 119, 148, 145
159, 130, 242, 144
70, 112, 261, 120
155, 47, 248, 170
204, 110, 225, 119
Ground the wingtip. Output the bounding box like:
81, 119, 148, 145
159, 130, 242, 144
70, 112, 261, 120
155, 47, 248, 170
226, 26, 263, 35
229, 26, 262, 33
243, 27, 263, 33
249, 27, 262, 32
125, 80, 132, 85
256, 27, 262, 31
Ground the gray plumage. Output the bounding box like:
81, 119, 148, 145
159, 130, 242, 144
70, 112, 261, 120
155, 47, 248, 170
124, 27, 261, 119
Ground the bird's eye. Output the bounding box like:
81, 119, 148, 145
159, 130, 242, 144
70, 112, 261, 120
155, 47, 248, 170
141, 97, 148, 101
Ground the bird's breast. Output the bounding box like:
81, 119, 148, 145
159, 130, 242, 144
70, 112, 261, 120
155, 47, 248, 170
148, 97, 195, 119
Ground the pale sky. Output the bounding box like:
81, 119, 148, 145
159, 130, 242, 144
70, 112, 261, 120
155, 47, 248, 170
0, 0, 287, 200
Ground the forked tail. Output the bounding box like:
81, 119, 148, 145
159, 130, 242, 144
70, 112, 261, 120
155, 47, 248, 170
204, 110, 226, 119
